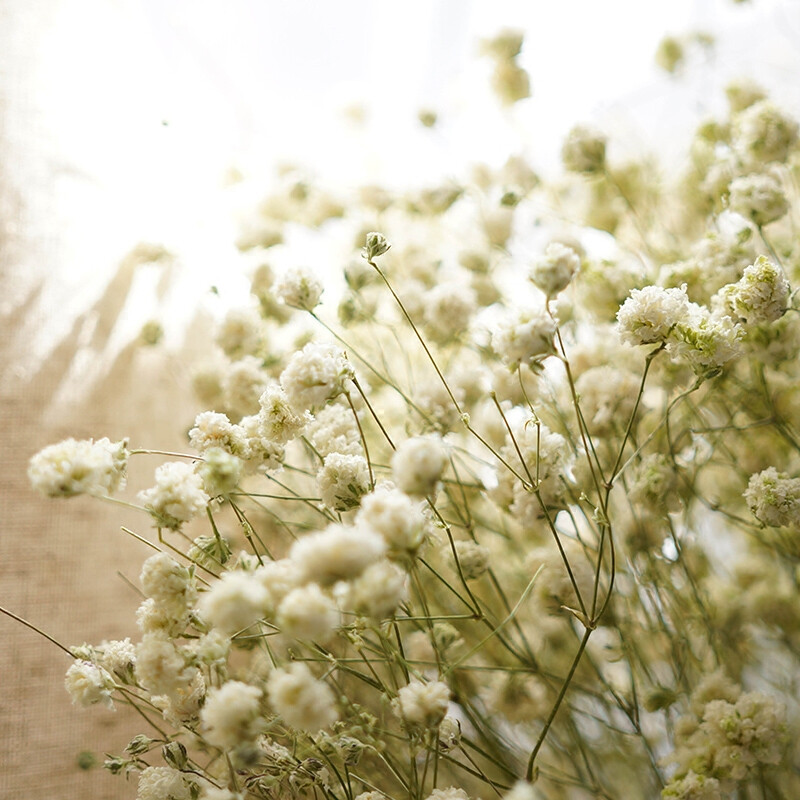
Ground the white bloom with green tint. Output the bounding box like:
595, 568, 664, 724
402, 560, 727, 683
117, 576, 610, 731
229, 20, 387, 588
139, 461, 210, 530
28, 436, 128, 497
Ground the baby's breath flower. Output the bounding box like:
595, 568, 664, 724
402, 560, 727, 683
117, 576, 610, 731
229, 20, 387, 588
341, 559, 408, 619
661, 771, 722, 800
667, 305, 743, 376
238, 414, 285, 472
201, 681, 263, 749
425, 790, 469, 800
137, 766, 193, 800
65, 660, 115, 709
280, 342, 354, 413
574, 365, 641, 437
139, 462, 210, 530
215, 307, 264, 360
728, 170, 788, 226
267, 663, 339, 732
356, 485, 427, 554
277, 583, 339, 641
733, 99, 798, 166
715, 255, 789, 326
700, 692, 787, 780
744, 466, 800, 528
189, 411, 245, 456
362, 231, 391, 261
491, 60, 531, 106
629, 453, 679, 512
422, 281, 477, 344
391, 435, 447, 497
306, 401, 362, 457
275, 266, 324, 310
290, 523, 386, 586
254, 558, 302, 608
135, 633, 197, 698
491, 306, 557, 370
562, 125, 607, 174
197, 447, 242, 496
257, 384, 309, 443
28, 437, 128, 498
438, 716, 462, 752
223, 356, 269, 419
140, 552, 197, 622
530, 242, 581, 298
617, 285, 690, 346
318, 453, 370, 511
198, 570, 269, 634
192, 630, 231, 667
97, 638, 136, 682
393, 679, 450, 728
453, 540, 489, 580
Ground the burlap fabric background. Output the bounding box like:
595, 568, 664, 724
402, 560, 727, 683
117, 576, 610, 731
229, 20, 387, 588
0, 7, 204, 797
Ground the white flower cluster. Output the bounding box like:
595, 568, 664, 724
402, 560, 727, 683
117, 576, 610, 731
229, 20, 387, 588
275, 266, 324, 310
393, 679, 450, 728
391, 435, 447, 496
280, 342, 354, 412
728, 171, 788, 226
617, 284, 743, 376
744, 466, 800, 528
267, 662, 339, 732
530, 242, 581, 298
714, 255, 789, 327
138, 461, 210, 530
64, 660, 116, 709
28, 437, 128, 497
561, 124, 607, 173
491, 306, 557, 371
317, 452, 370, 511
201, 680, 263, 749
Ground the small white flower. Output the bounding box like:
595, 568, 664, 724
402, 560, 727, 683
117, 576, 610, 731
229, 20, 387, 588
617, 285, 690, 346
267, 663, 339, 731
28, 437, 128, 498
356, 485, 427, 554
138, 462, 210, 530
530, 242, 580, 298
257, 384, 309, 443
393, 679, 450, 727
275, 266, 324, 310
290, 523, 386, 586
135, 633, 197, 698
137, 766, 192, 800
341, 560, 408, 619
453, 540, 490, 580
65, 660, 115, 709
199, 570, 269, 634
318, 452, 370, 511
201, 680, 263, 749
215, 306, 265, 359
277, 583, 339, 641
491, 307, 557, 370
745, 467, 800, 528
729, 171, 789, 226
280, 342, 354, 412
140, 552, 197, 622
733, 99, 798, 166
714, 255, 789, 326
562, 124, 606, 173
189, 411, 245, 456
391, 435, 447, 497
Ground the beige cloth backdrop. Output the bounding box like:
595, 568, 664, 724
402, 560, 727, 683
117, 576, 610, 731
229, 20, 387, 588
0, 7, 202, 797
